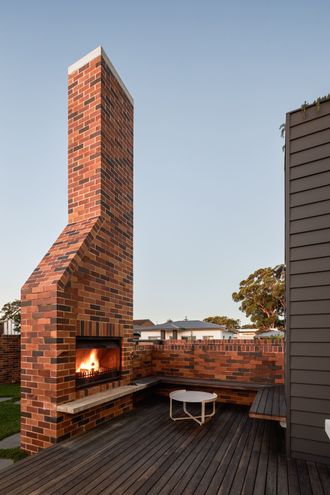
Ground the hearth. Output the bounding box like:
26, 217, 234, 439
76, 337, 121, 388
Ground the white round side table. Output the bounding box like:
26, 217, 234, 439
169, 389, 217, 425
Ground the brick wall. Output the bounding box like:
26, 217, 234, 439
0, 324, 20, 383
131, 339, 284, 406
151, 340, 284, 385
155, 384, 256, 406
20, 47, 134, 454
132, 343, 153, 380
58, 395, 133, 442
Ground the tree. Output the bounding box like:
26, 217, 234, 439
204, 316, 240, 332
232, 265, 285, 331
0, 299, 21, 332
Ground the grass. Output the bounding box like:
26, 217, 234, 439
0, 401, 20, 440
0, 383, 22, 462
0, 383, 20, 400
0, 447, 27, 463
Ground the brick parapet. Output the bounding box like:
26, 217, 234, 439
152, 339, 284, 352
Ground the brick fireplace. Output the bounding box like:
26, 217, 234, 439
21, 47, 134, 454
75, 336, 121, 388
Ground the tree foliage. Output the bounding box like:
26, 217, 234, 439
232, 265, 285, 331
204, 315, 240, 332
0, 300, 21, 331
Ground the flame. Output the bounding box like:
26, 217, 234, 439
76, 349, 100, 373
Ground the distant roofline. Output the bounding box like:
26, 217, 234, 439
135, 319, 237, 333
138, 325, 236, 333
68, 46, 133, 105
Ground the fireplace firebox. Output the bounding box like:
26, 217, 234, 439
75, 337, 121, 388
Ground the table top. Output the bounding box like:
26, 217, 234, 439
170, 390, 217, 403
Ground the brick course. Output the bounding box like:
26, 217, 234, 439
21, 48, 134, 454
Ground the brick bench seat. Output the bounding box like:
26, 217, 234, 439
138, 377, 286, 423
249, 384, 286, 422
135, 375, 268, 391
56, 381, 158, 415
56, 376, 274, 415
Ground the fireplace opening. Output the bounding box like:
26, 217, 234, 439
76, 337, 121, 388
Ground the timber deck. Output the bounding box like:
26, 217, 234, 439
0, 400, 329, 494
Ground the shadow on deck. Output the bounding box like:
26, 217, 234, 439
0, 400, 329, 494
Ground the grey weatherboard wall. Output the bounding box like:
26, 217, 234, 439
285, 99, 330, 465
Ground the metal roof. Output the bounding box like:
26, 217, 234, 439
133, 319, 154, 327
136, 319, 229, 332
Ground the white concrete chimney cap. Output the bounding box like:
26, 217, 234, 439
68, 46, 133, 104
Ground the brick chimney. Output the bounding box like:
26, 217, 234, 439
21, 47, 133, 454
67, 47, 133, 223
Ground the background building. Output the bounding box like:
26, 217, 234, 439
134, 319, 237, 341
236, 328, 257, 340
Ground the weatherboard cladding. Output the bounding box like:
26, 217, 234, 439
285, 99, 330, 464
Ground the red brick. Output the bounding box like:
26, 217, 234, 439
21, 49, 133, 454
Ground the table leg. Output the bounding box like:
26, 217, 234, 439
201, 401, 205, 424
170, 397, 216, 425
184, 401, 203, 425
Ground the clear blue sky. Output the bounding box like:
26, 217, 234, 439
1, 0, 330, 324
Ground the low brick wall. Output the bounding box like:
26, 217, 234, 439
138, 339, 284, 406
0, 325, 20, 383
151, 340, 284, 385
132, 343, 154, 380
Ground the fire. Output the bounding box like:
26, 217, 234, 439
76, 349, 100, 374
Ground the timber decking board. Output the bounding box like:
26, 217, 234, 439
0, 400, 329, 495
156, 407, 236, 495
0, 402, 164, 494
249, 385, 287, 422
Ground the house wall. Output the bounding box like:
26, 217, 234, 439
236, 329, 256, 340
285, 100, 330, 464
178, 329, 234, 340
140, 329, 235, 340
140, 330, 162, 340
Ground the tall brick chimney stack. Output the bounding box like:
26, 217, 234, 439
68, 46, 133, 223
21, 48, 134, 454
